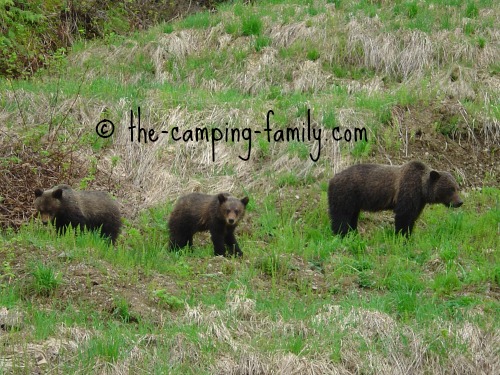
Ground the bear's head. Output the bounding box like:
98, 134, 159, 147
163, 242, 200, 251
217, 193, 249, 226
34, 186, 67, 224
429, 171, 463, 208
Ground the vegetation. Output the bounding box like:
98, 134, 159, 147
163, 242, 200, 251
0, 0, 224, 77
1, 0, 499, 373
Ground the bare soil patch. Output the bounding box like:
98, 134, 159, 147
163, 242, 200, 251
378, 99, 498, 188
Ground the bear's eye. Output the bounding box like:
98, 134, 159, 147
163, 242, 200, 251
234, 210, 239, 215
226, 209, 231, 214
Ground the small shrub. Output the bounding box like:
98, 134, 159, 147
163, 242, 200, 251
112, 296, 136, 323
406, 1, 419, 19
465, 1, 479, 18
357, 271, 374, 289
255, 35, 271, 51
477, 36, 486, 49
255, 253, 288, 278
322, 109, 337, 129
153, 290, 184, 310
225, 22, 239, 35
242, 14, 263, 36
433, 271, 462, 296
307, 48, 320, 61
85, 335, 121, 363
30, 262, 62, 297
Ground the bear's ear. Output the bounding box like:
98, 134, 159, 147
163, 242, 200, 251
430, 171, 440, 181
241, 197, 249, 206
218, 193, 227, 204
52, 189, 64, 200
35, 189, 43, 197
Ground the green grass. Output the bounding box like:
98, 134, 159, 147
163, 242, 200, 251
179, 11, 216, 29
241, 14, 263, 36
28, 262, 62, 297
1, 188, 499, 372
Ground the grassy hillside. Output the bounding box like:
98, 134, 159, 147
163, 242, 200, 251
1, 0, 499, 373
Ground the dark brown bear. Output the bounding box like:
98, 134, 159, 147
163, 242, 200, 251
328, 161, 463, 237
34, 184, 121, 244
168, 193, 249, 257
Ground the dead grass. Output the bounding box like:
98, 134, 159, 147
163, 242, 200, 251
214, 352, 348, 375
182, 292, 500, 374
0, 325, 91, 374
269, 21, 317, 49
346, 18, 434, 79
290, 60, 331, 93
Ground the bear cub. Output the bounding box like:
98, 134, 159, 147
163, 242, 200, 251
168, 193, 249, 257
328, 161, 463, 237
34, 184, 122, 244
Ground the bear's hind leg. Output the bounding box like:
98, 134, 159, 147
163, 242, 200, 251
169, 232, 191, 250
348, 211, 359, 233
331, 211, 358, 237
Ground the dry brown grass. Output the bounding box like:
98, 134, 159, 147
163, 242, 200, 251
269, 21, 317, 49
346, 18, 434, 79
290, 60, 331, 93
0, 325, 91, 374
183, 290, 500, 374
1, 279, 496, 374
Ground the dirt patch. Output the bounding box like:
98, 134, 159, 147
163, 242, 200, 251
379, 99, 499, 188
0, 141, 82, 229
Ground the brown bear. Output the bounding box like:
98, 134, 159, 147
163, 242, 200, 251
328, 161, 463, 237
34, 184, 122, 244
168, 193, 249, 257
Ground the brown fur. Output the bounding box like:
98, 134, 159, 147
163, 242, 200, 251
34, 185, 121, 244
328, 161, 463, 237
168, 193, 249, 257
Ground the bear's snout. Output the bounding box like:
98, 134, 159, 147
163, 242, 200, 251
227, 218, 235, 225
449, 193, 463, 208
40, 212, 52, 224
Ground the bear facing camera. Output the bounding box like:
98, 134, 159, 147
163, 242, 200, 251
34, 184, 122, 244
328, 161, 463, 237
168, 192, 249, 257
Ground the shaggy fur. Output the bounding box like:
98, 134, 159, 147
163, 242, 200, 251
328, 161, 463, 237
34, 184, 121, 244
168, 193, 249, 257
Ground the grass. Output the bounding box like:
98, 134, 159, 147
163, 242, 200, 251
1, 0, 499, 373
0, 186, 499, 372
28, 262, 62, 297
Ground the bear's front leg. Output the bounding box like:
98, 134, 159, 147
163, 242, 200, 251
394, 212, 418, 237
224, 230, 243, 257
210, 230, 227, 256
395, 197, 424, 237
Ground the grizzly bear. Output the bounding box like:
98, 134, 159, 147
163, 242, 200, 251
34, 184, 122, 244
328, 161, 463, 237
168, 193, 249, 257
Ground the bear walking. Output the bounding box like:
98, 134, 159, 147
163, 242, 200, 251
34, 184, 122, 244
328, 161, 463, 237
168, 193, 249, 257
